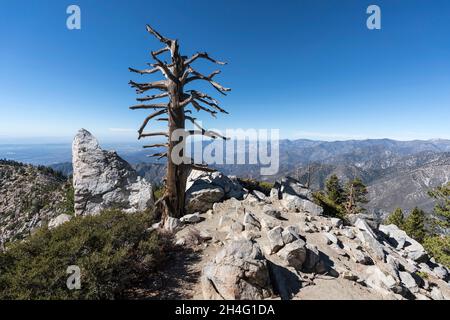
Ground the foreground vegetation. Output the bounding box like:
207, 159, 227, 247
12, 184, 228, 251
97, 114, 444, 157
0, 209, 171, 299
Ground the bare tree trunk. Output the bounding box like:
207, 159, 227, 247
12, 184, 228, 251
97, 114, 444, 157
164, 82, 188, 219
129, 24, 230, 222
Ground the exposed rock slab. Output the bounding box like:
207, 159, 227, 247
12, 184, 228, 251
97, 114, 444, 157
72, 129, 154, 216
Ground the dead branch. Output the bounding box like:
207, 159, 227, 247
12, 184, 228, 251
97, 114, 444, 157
136, 92, 169, 102
138, 131, 169, 139
143, 143, 169, 148
187, 90, 219, 105
147, 152, 168, 159
146, 24, 173, 45
187, 129, 227, 140
129, 67, 160, 75
185, 68, 230, 95
184, 52, 227, 66
190, 100, 217, 117
129, 103, 168, 110
129, 80, 168, 93
138, 109, 168, 135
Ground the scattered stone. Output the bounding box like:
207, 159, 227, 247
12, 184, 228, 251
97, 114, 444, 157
349, 246, 373, 265
243, 211, 261, 231
267, 226, 285, 254
355, 228, 385, 261
185, 182, 225, 214
303, 244, 321, 273
415, 293, 431, 300
48, 214, 72, 229
282, 194, 323, 215
260, 217, 277, 231
348, 213, 379, 230
175, 238, 186, 246
201, 239, 272, 300
281, 229, 296, 245
279, 177, 314, 201
330, 218, 343, 228
342, 270, 359, 281
364, 265, 400, 294
342, 228, 356, 239
163, 217, 183, 232
330, 243, 348, 257
218, 214, 235, 232
432, 266, 448, 280
379, 224, 407, 250
199, 230, 213, 241
323, 232, 339, 245
180, 212, 201, 224
262, 205, 282, 219
252, 190, 267, 201
399, 271, 419, 293
270, 188, 280, 201
277, 239, 307, 270
430, 286, 444, 300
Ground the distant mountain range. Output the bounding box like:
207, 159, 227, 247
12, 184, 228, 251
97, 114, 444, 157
2, 138, 450, 216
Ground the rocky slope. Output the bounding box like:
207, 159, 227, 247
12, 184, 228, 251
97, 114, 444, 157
0, 160, 72, 244
160, 173, 450, 300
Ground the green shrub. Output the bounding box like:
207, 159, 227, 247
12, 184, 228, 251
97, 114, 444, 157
0, 209, 171, 299
153, 184, 165, 201
423, 235, 450, 268
403, 207, 426, 243
313, 191, 346, 220
384, 208, 405, 228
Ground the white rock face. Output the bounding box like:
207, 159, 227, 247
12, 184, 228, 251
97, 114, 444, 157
48, 214, 72, 229
72, 129, 154, 216
185, 170, 244, 214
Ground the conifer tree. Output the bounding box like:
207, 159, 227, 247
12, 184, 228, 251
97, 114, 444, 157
325, 174, 344, 205
428, 182, 450, 230
385, 207, 405, 227
343, 178, 368, 215
403, 207, 426, 243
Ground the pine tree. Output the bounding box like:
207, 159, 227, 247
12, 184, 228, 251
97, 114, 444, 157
343, 178, 368, 215
385, 207, 405, 227
403, 207, 426, 243
325, 174, 344, 205
428, 182, 450, 230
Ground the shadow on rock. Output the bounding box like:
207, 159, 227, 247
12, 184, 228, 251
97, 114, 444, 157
268, 261, 301, 300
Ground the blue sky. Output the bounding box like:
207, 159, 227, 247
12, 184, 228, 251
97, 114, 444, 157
0, 0, 449, 143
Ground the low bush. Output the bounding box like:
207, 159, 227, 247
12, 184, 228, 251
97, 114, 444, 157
0, 209, 171, 299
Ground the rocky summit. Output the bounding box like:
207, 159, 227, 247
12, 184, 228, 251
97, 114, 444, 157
165, 176, 450, 300
72, 129, 154, 216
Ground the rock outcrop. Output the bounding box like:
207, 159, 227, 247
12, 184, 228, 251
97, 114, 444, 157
171, 173, 450, 300
72, 129, 154, 216
185, 170, 244, 214
201, 239, 272, 299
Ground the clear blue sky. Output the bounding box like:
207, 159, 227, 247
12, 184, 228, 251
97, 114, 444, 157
1, 0, 449, 143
